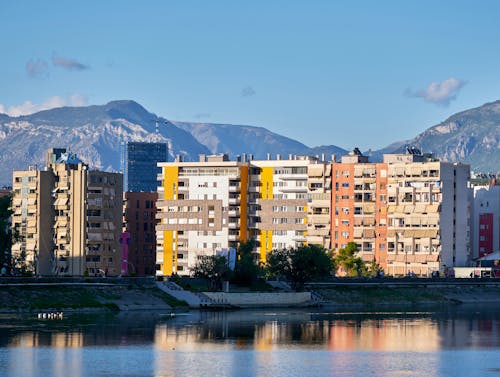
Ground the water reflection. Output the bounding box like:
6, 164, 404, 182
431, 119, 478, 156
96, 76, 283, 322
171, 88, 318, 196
1, 307, 500, 377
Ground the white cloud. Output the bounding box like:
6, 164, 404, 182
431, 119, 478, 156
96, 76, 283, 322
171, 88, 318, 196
406, 77, 467, 106
0, 94, 89, 117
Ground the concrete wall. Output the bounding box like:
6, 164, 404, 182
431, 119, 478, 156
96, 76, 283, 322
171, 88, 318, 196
203, 292, 312, 307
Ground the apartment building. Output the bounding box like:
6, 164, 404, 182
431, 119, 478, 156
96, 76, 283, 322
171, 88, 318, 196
331, 147, 470, 276
470, 180, 500, 259
156, 154, 331, 276
11, 148, 123, 276
331, 148, 386, 265
156, 154, 249, 275
249, 156, 316, 261
11, 169, 54, 275
123, 191, 158, 276
307, 161, 332, 248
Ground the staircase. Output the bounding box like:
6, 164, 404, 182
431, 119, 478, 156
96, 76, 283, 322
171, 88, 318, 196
156, 280, 220, 308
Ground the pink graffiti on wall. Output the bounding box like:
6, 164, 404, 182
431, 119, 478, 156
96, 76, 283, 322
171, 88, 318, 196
119, 232, 131, 276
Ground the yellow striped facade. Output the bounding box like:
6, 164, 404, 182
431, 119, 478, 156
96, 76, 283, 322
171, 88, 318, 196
161, 166, 178, 276
156, 155, 331, 276
259, 166, 274, 262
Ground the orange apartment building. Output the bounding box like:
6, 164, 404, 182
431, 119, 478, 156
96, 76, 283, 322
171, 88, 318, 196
332, 148, 470, 276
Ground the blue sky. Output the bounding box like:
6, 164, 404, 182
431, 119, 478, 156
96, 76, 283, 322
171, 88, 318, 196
1, 0, 500, 150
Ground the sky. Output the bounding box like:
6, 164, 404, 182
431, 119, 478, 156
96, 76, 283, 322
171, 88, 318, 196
1, 0, 500, 150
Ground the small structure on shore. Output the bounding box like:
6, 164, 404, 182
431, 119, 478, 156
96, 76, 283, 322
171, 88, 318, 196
37, 312, 64, 320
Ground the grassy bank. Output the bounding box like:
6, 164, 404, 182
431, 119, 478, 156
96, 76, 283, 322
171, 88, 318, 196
314, 285, 500, 307
0, 283, 187, 312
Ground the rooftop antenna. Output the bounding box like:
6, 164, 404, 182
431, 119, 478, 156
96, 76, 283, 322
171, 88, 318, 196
153, 118, 170, 134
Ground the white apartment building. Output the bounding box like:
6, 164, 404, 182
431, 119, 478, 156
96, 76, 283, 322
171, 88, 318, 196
156, 154, 332, 276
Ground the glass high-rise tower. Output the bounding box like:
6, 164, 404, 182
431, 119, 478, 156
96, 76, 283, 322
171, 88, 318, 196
123, 142, 168, 192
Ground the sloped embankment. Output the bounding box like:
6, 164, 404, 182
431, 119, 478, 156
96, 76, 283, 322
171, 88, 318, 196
0, 282, 187, 313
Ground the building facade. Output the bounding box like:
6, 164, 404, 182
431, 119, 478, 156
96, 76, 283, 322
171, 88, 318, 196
11, 149, 123, 276
123, 142, 168, 192
331, 148, 470, 276
156, 154, 331, 276
123, 191, 158, 276
156, 154, 248, 276
470, 181, 500, 259
11, 169, 54, 275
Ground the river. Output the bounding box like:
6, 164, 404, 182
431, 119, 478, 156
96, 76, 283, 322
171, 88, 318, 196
1, 306, 500, 377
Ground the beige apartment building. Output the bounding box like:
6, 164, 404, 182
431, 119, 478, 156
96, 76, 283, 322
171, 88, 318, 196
11, 148, 123, 276
306, 159, 332, 249
11, 169, 55, 275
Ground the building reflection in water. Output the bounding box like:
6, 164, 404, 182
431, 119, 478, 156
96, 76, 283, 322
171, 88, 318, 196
153, 311, 442, 351
3, 308, 500, 376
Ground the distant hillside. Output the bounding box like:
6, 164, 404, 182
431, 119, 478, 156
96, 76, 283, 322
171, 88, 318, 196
0, 100, 347, 185
173, 121, 306, 159
374, 101, 500, 172
2, 98, 498, 186
0, 100, 210, 185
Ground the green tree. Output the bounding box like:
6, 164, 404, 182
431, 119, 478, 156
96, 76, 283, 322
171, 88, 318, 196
334, 242, 365, 277
192, 255, 232, 291
367, 259, 383, 277
233, 239, 261, 284
266, 244, 333, 290
0, 194, 13, 270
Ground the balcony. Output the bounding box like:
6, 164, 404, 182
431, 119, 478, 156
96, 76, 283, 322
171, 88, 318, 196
228, 221, 240, 229
228, 209, 240, 217
279, 186, 308, 193
228, 197, 240, 205
228, 234, 239, 241
279, 174, 308, 181
229, 185, 240, 193
248, 185, 260, 193
308, 228, 330, 236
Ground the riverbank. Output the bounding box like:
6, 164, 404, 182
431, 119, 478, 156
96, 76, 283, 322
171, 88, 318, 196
3, 278, 500, 312
313, 284, 500, 308
0, 280, 187, 313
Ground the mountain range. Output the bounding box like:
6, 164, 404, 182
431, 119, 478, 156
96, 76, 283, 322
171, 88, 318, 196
0, 99, 499, 185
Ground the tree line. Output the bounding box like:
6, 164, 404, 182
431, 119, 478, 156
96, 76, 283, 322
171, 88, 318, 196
192, 240, 382, 291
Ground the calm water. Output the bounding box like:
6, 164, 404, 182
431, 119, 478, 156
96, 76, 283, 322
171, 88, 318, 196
1, 306, 500, 377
